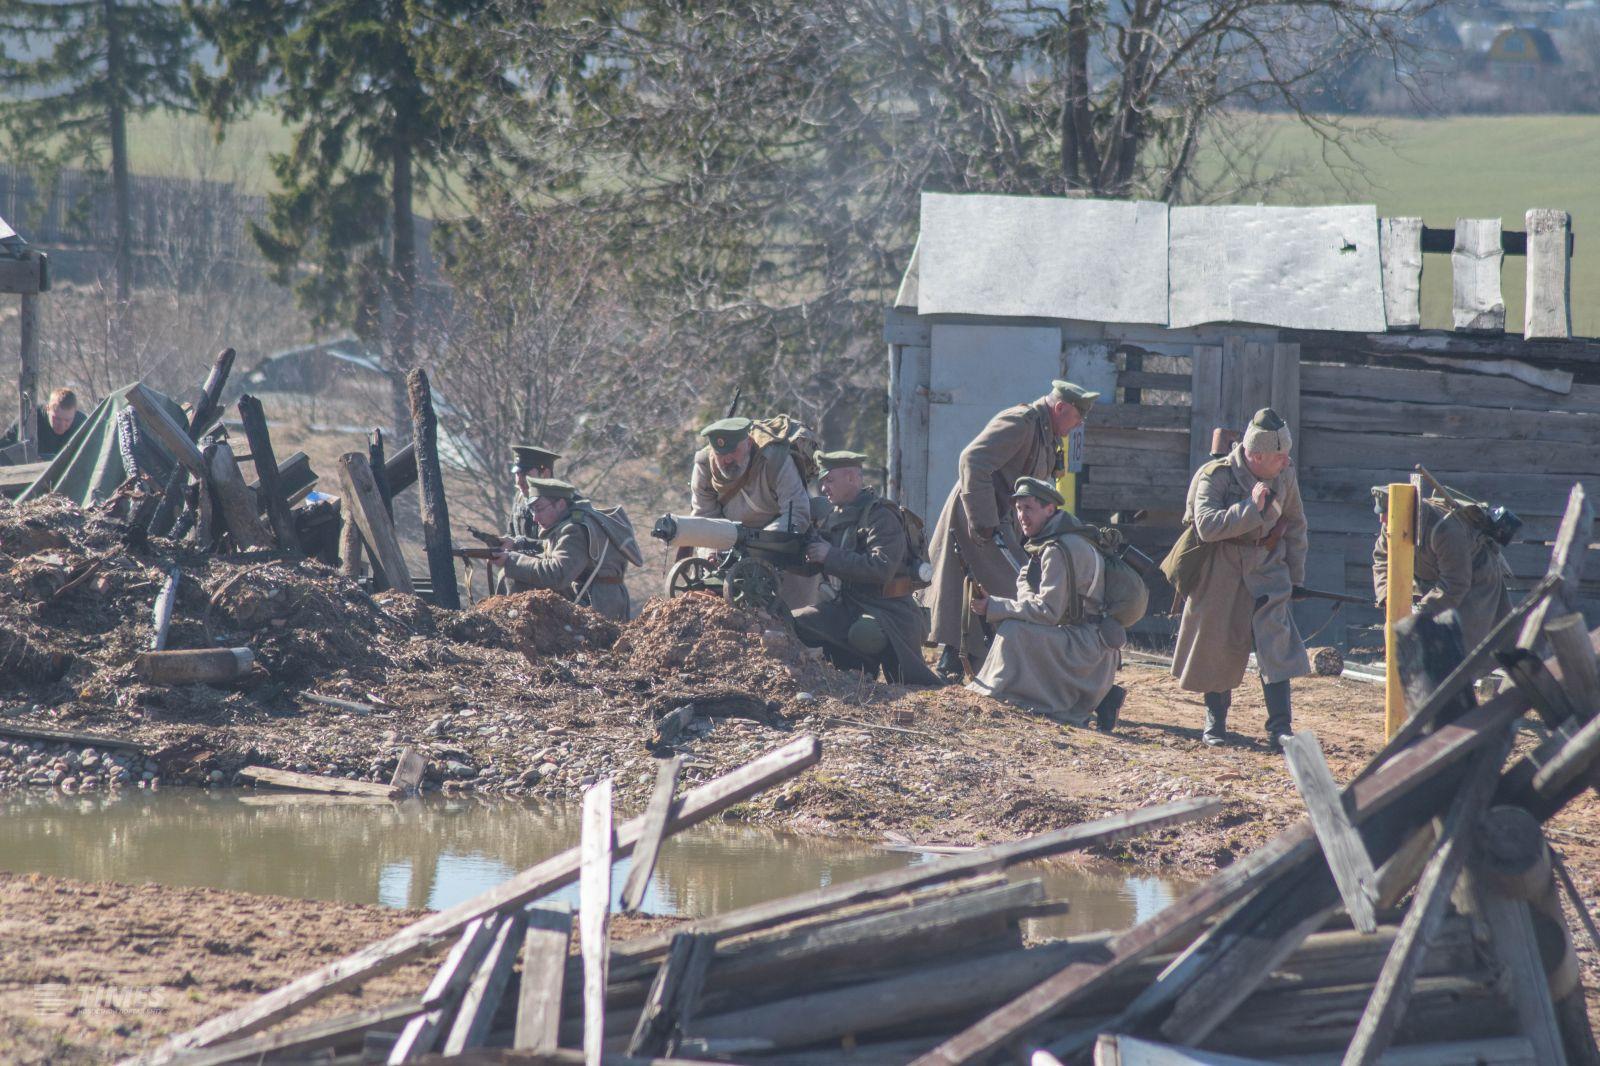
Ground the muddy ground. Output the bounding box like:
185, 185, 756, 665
7, 495, 1600, 1060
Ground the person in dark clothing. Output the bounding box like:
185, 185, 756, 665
0, 387, 87, 461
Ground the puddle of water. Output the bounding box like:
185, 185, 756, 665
0, 789, 1193, 939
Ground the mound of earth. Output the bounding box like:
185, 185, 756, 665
467, 590, 620, 661
616, 594, 806, 689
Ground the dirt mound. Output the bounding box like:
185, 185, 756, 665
468, 590, 620, 661
616, 594, 805, 688
0, 496, 123, 561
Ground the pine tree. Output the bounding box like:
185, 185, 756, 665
188, 0, 512, 429
0, 0, 193, 316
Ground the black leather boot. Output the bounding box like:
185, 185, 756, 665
935, 645, 964, 683
1263, 679, 1293, 749
1095, 685, 1126, 733
1203, 691, 1231, 746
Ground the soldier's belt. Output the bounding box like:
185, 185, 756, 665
588, 576, 627, 585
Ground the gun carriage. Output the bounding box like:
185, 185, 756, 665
651, 514, 817, 615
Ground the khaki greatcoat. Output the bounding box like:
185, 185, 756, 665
1372, 500, 1512, 651
926, 400, 1063, 647
966, 511, 1118, 725
1171, 445, 1310, 693
791, 490, 939, 686
500, 508, 631, 621
690, 440, 817, 609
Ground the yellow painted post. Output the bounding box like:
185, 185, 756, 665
1056, 435, 1079, 514
1384, 482, 1418, 739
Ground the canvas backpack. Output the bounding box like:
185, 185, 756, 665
748, 414, 822, 485
1068, 525, 1150, 628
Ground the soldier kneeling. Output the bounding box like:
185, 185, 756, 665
965, 477, 1122, 729
791, 451, 939, 685
490, 478, 639, 621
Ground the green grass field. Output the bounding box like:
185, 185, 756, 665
119, 110, 1600, 335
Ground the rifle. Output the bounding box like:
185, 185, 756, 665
725, 386, 742, 419
1292, 586, 1373, 607
466, 526, 504, 547
951, 539, 988, 679
453, 546, 502, 561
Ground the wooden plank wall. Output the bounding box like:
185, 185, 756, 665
1079, 338, 1600, 645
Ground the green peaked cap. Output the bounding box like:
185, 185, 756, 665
527, 477, 578, 501
817, 450, 868, 472
1011, 476, 1064, 507
699, 416, 753, 455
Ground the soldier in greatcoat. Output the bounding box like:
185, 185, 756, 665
489, 478, 637, 620
791, 451, 939, 685
965, 477, 1123, 729
1171, 408, 1310, 749
495, 444, 560, 595
1372, 492, 1513, 652
926, 380, 1099, 680
689, 416, 816, 609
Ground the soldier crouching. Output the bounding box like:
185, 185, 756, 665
964, 477, 1121, 729
1169, 408, 1309, 749
790, 451, 939, 686
491, 478, 635, 621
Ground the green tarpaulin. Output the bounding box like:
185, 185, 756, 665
17, 383, 189, 506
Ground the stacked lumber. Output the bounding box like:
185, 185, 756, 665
127, 484, 1600, 1066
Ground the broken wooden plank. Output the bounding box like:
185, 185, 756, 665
0, 722, 146, 752
1525, 486, 1594, 652
406, 368, 460, 610
389, 915, 504, 1063
1462, 874, 1569, 1066
162, 996, 424, 1066
237, 765, 400, 799
443, 910, 528, 1053
135, 737, 820, 1061
1546, 612, 1600, 720
515, 904, 573, 1052
630, 933, 712, 1058
336, 451, 413, 594
236, 394, 299, 553
1282, 731, 1379, 935
1452, 218, 1506, 332
143, 348, 235, 538
206, 444, 274, 550
622, 756, 682, 914
390, 746, 426, 795
581, 778, 614, 1066
134, 648, 253, 685
1379, 216, 1423, 331
1094, 1034, 1272, 1065
127, 382, 209, 480
1524, 208, 1573, 341
1342, 736, 1510, 1065
150, 567, 180, 651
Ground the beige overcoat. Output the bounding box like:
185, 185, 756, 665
690, 441, 816, 609
1171, 445, 1310, 693
926, 400, 1063, 646
500, 510, 631, 620
966, 512, 1117, 725
1373, 500, 1512, 651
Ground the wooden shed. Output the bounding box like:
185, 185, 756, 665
885, 193, 1592, 647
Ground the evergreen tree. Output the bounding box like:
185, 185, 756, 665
0, 0, 193, 314
188, 0, 512, 426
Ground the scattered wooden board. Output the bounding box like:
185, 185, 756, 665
237, 765, 400, 799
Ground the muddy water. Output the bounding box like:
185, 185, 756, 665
0, 789, 1191, 938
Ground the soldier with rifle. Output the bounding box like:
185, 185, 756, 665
490, 444, 561, 595
474, 478, 638, 620
1165, 408, 1309, 749
791, 451, 939, 685
926, 380, 1099, 681
1372, 469, 1516, 651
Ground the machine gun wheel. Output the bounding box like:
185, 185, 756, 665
665, 556, 713, 598
721, 557, 783, 616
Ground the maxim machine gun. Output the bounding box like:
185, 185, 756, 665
651, 513, 817, 615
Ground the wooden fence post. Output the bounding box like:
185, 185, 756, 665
406, 368, 460, 609
237, 394, 299, 553
17, 291, 37, 462
1525, 208, 1573, 341
1379, 216, 1423, 330
1452, 218, 1506, 333
336, 452, 413, 594
1385, 483, 1418, 740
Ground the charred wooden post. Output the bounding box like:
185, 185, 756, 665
370, 428, 393, 518
386, 440, 418, 497
207, 444, 273, 550
16, 290, 38, 461
406, 368, 459, 609
336, 451, 412, 594
339, 507, 366, 581
150, 567, 180, 651
135, 647, 254, 684
144, 348, 234, 537
237, 394, 299, 553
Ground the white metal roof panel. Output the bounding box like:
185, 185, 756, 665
915, 192, 1169, 324
1168, 204, 1385, 331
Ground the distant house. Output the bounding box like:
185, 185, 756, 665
1485, 26, 1561, 77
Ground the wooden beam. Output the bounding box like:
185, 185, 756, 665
629, 932, 713, 1057
16, 290, 38, 461
385, 440, 418, 496
1342, 738, 1509, 1065
135, 648, 253, 685
0, 722, 145, 751
621, 756, 682, 914
1453, 218, 1506, 333
1524, 209, 1573, 341
0, 254, 46, 294
144, 348, 235, 539
1547, 612, 1600, 719
237, 395, 298, 552
388, 916, 503, 1063
390, 746, 426, 796
515, 904, 573, 1051
1281, 732, 1378, 934
206, 444, 273, 550
443, 911, 528, 1053
1094, 1035, 1273, 1066
237, 765, 399, 799
580, 779, 614, 1066
336, 451, 413, 594
1379, 217, 1423, 331
161, 997, 424, 1066
150, 567, 180, 651
406, 368, 459, 609
127, 383, 207, 480
1462, 874, 1569, 1066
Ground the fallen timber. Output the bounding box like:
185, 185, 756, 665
134, 484, 1600, 1066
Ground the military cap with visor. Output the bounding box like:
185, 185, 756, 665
526, 477, 578, 501
699, 417, 753, 456
817, 450, 868, 473
1051, 380, 1101, 415
1011, 476, 1065, 507
510, 444, 562, 474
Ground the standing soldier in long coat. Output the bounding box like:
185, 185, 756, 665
1372, 491, 1513, 651
792, 451, 939, 685
490, 478, 638, 620
926, 380, 1099, 680
689, 416, 816, 609
966, 478, 1122, 729
1170, 408, 1309, 748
